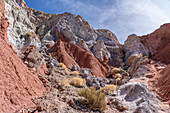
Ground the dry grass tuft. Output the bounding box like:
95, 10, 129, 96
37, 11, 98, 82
58, 63, 67, 70
100, 84, 117, 94
78, 87, 106, 111
71, 71, 79, 75
70, 77, 86, 87
61, 77, 70, 86
111, 68, 120, 75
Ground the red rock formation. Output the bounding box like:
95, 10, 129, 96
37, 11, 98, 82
0, 1, 45, 112
47, 40, 109, 77
155, 64, 170, 102
140, 23, 170, 64
140, 23, 170, 103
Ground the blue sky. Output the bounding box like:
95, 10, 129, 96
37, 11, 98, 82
25, 0, 170, 43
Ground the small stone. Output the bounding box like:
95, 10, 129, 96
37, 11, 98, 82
68, 99, 76, 109
145, 73, 154, 78
71, 65, 78, 71
117, 105, 126, 112
36, 106, 43, 112
100, 83, 105, 87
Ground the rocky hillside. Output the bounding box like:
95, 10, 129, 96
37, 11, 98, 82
0, 0, 169, 112
0, 0, 45, 112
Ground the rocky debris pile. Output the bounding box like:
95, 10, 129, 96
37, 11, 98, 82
18, 65, 119, 112
0, 1, 45, 112
140, 23, 170, 64
123, 34, 151, 77
22, 45, 47, 75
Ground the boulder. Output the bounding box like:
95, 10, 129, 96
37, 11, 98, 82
117, 82, 164, 113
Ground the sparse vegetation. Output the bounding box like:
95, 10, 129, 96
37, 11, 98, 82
71, 71, 79, 75
65, 69, 70, 75
58, 63, 67, 70
26, 32, 31, 36
78, 87, 106, 111
100, 84, 117, 94
116, 78, 121, 81
70, 77, 86, 87
111, 68, 120, 75
61, 77, 70, 86
115, 73, 122, 78
97, 29, 101, 31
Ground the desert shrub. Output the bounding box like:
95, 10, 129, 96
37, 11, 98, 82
65, 69, 70, 75
78, 87, 106, 111
26, 32, 31, 36
61, 77, 70, 86
113, 73, 122, 78
58, 63, 67, 70
100, 84, 117, 94
70, 77, 86, 87
111, 68, 120, 75
116, 78, 121, 81
115, 73, 121, 78
71, 71, 79, 75
97, 29, 101, 31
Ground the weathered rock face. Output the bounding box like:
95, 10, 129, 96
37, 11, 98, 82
96, 29, 123, 66
140, 23, 170, 64
123, 34, 151, 77
32, 12, 123, 66
117, 82, 165, 113
124, 34, 149, 60
0, 1, 45, 112
153, 64, 170, 102
4, 0, 36, 48
47, 40, 109, 77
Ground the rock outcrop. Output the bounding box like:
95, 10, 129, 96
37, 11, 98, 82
123, 34, 151, 77
124, 34, 149, 60
0, 0, 45, 112
4, 0, 37, 48
117, 82, 165, 113
33, 12, 123, 67
47, 40, 109, 77
140, 23, 170, 64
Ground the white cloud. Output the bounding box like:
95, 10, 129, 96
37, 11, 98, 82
44, 0, 170, 43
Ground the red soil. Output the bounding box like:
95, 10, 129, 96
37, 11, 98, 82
0, 1, 45, 112
155, 64, 170, 102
